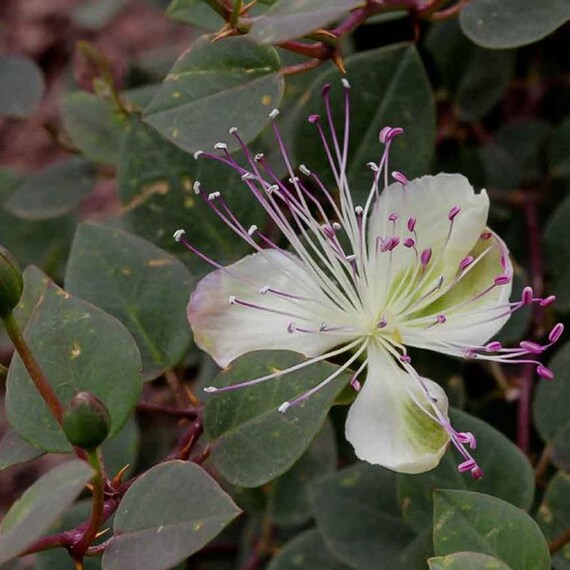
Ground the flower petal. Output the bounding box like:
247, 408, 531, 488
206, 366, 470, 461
401, 230, 513, 350
345, 343, 450, 474
366, 174, 489, 314
188, 250, 356, 368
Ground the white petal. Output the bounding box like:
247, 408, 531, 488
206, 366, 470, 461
188, 250, 356, 368
345, 343, 449, 474
365, 174, 489, 313
401, 230, 513, 350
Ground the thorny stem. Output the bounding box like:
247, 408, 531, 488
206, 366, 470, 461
2, 312, 65, 424
70, 449, 105, 562
549, 526, 570, 555
517, 191, 544, 453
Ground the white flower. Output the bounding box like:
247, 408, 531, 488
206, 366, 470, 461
175, 81, 562, 476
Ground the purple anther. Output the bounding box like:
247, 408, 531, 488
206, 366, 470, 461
388, 212, 398, 222
407, 217, 416, 232
308, 114, 320, 124
465, 349, 477, 359
457, 458, 476, 473
321, 83, 331, 96
459, 256, 474, 270
436, 314, 446, 324
403, 238, 415, 248
470, 466, 484, 480
350, 377, 361, 392
392, 171, 408, 185
494, 274, 511, 286
480, 231, 492, 240
400, 355, 411, 363
379, 126, 393, 144
540, 295, 556, 307
287, 322, 296, 334
384, 127, 404, 142
448, 206, 461, 220
520, 341, 544, 354
521, 286, 533, 305
322, 225, 335, 239
389, 237, 400, 251
537, 365, 554, 381
501, 254, 508, 271
485, 341, 503, 352
377, 318, 387, 329
420, 248, 432, 267
456, 432, 477, 449
549, 323, 564, 343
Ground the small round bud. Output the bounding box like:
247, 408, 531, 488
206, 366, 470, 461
0, 246, 23, 318
62, 392, 111, 450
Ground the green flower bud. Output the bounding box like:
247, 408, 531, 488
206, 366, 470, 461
0, 245, 23, 318
62, 392, 111, 450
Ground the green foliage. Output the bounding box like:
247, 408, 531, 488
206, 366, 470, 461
102, 461, 241, 570
0, 460, 93, 565
433, 490, 551, 569
428, 552, 511, 569
0, 56, 45, 118
205, 351, 350, 487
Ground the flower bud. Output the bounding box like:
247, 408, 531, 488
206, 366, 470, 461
0, 245, 23, 318
62, 392, 111, 450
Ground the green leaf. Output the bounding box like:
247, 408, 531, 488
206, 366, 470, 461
309, 463, 421, 569
61, 92, 126, 165
0, 428, 43, 473
267, 528, 349, 570
536, 471, 570, 569
433, 490, 551, 569
249, 0, 361, 44
268, 420, 337, 527
425, 19, 515, 121
144, 35, 284, 154
459, 0, 570, 49
545, 197, 570, 314
167, 0, 224, 30
534, 342, 570, 442
6, 274, 143, 452
72, 0, 128, 29
552, 421, 570, 472
117, 113, 262, 276
0, 460, 93, 566
102, 461, 241, 570
428, 552, 511, 569
548, 118, 570, 179
293, 43, 435, 204
0, 56, 45, 118
65, 224, 193, 380
397, 408, 534, 533
205, 351, 350, 487
4, 158, 96, 220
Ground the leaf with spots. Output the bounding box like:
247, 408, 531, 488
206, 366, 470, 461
65, 224, 193, 380
6, 271, 143, 452
433, 490, 551, 570
117, 116, 263, 277
397, 408, 535, 533
204, 351, 351, 487
143, 35, 284, 154
102, 461, 241, 570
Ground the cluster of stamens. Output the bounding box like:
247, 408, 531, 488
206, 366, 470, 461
174, 79, 563, 479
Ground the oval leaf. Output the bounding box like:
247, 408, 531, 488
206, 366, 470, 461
459, 0, 570, 49
0, 56, 45, 118
6, 274, 143, 452
428, 551, 511, 569
144, 35, 284, 154
249, 0, 361, 44
0, 428, 43, 473
0, 460, 93, 566
433, 490, 551, 569
65, 224, 193, 380
545, 197, 570, 314
309, 463, 422, 569
102, 461, 241, 570
548, 118, 570, 179
397, 408, 535, 533
268, 528, 349, 570
293, 43, 435, 204
4, 158, 96, 221
205, 350, 350, 487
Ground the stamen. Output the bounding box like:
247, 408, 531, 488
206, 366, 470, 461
486, 341, 503, 352
214, 142, 227, 150
537, 365, 554, 380
173, 229, 185, 242
407, 217, 416, 232
193, 150, 203, 159
392, 171, 408, 185
269, 108, 280, 119
448, 206, 461, 220
540, 295, 556, 307
460, 256, 474, 270
420, 248, 432, 267
519, 341, 543, 354
549, 323, 564, 343
494, 274, 511, 286
521, 286, 534, 305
